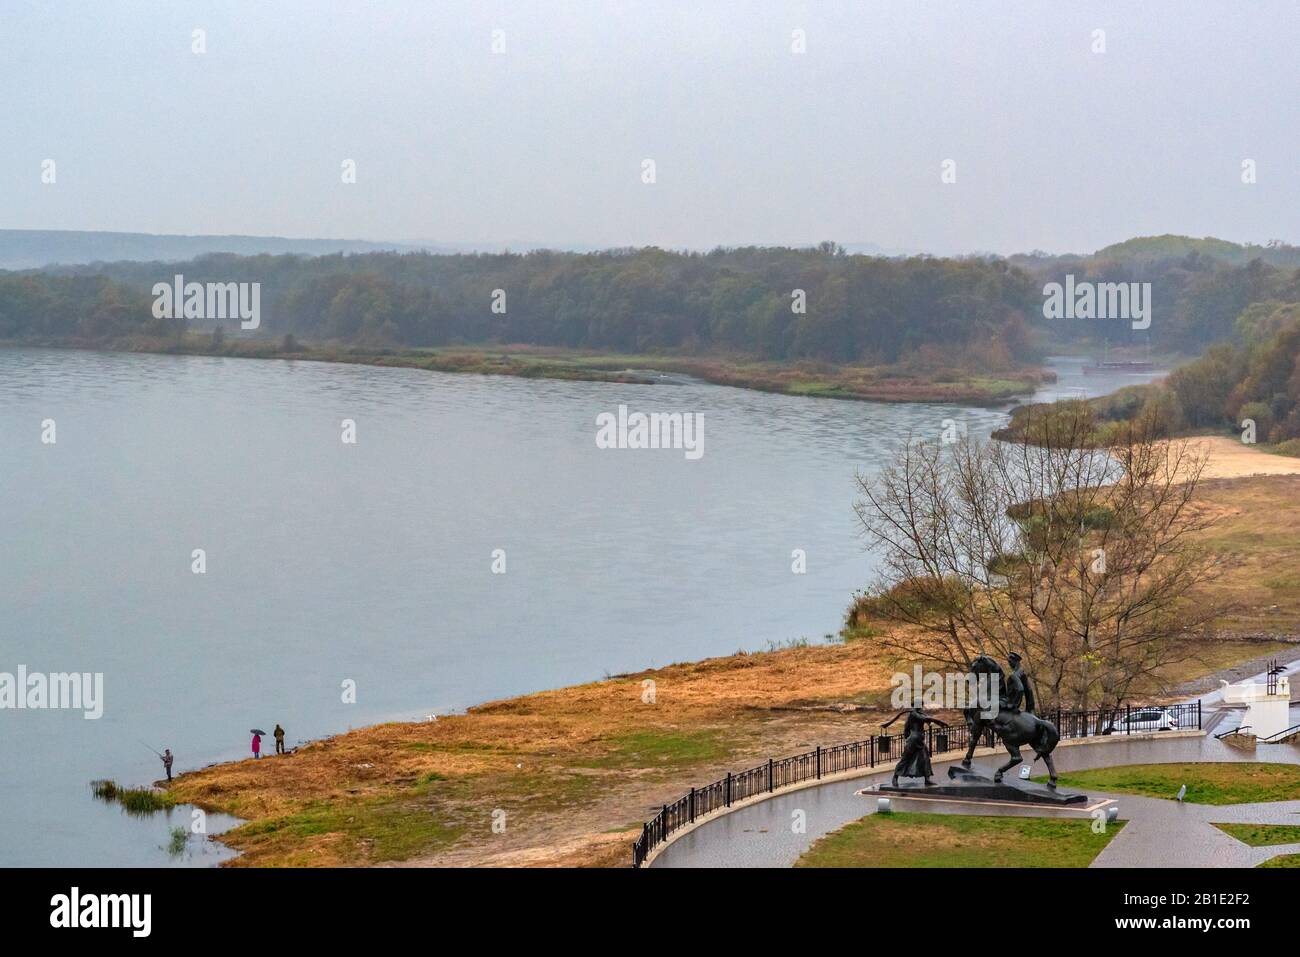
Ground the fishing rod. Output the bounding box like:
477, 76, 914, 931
139, 740, 164, 758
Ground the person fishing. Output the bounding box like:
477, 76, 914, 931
274, 724, 285, 755
141, 741, 173, 782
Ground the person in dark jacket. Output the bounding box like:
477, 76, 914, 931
161, 749, 174, 781
274, 724, 285, 755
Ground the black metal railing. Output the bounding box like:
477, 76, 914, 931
1267, 659, 1283, 697
1216, 725, 1252, 740
1259, 722, 1300, 743
631, 698, 1201, 867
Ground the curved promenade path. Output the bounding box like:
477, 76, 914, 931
651, 726, 1300, 868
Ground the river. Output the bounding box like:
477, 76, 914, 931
0, 347, 1161, 865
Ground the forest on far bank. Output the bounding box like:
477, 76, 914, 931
1, 236, 1298, 374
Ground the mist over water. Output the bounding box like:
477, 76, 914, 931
0, 348, 1155, 865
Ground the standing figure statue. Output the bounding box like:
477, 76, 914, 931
960, 653, 1061, 787
881, 703, 950, 787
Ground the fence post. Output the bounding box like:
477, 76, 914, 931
816, 745, 822, 780
725, 772, 732, 807
1126, 703, 1131, 735
870, 736, 875, 768
689, 786, 695, 823
1197, 699, 1202, 730
768, 758, 774, 792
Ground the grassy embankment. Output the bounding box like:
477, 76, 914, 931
169, 638, 910, 867
16, 333, 1053, 405
164, 471, 1300, 868
795, 812, 1123, 868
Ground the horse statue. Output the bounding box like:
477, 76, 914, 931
960, 654, 1062, 787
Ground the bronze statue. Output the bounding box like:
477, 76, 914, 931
881, 704, 950, 787
960, 653, 1061, 786
1004, 651, 1035, 713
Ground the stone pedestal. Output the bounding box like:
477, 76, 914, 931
873, 764, 1088, 806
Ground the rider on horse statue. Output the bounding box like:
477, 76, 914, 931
1003, 652, 1035, 715
963, 651, 1062, 787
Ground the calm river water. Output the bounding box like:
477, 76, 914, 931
0, 348, 1160, 865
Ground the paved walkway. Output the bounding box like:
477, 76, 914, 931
1091, 789, 1300, 867
651, 726, 1300, 868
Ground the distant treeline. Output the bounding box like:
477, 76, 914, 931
1013, 236, 1300, 351
1013, 234, 1300, 270
0, 229, 427, 271
3, 238, 1299, 364
0, 245, 1039, 366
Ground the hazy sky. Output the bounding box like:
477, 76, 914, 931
3, 0, 1297, 254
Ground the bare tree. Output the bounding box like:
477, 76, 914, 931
852, 404, 1220, 711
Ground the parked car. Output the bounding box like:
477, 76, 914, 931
1104, 708, 1180, 734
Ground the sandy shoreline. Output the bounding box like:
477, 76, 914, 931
1192, 436, 1300, 480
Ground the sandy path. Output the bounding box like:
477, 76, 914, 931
1192, 437, 1300, 480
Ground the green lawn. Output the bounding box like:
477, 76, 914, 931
576, 729, 731, 771
1214, 819, 1300, 870
1045, 763, 1300, 805
795, 812, 1122, 868
230, 795, 466, 865
1214, 822, 1300, 846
